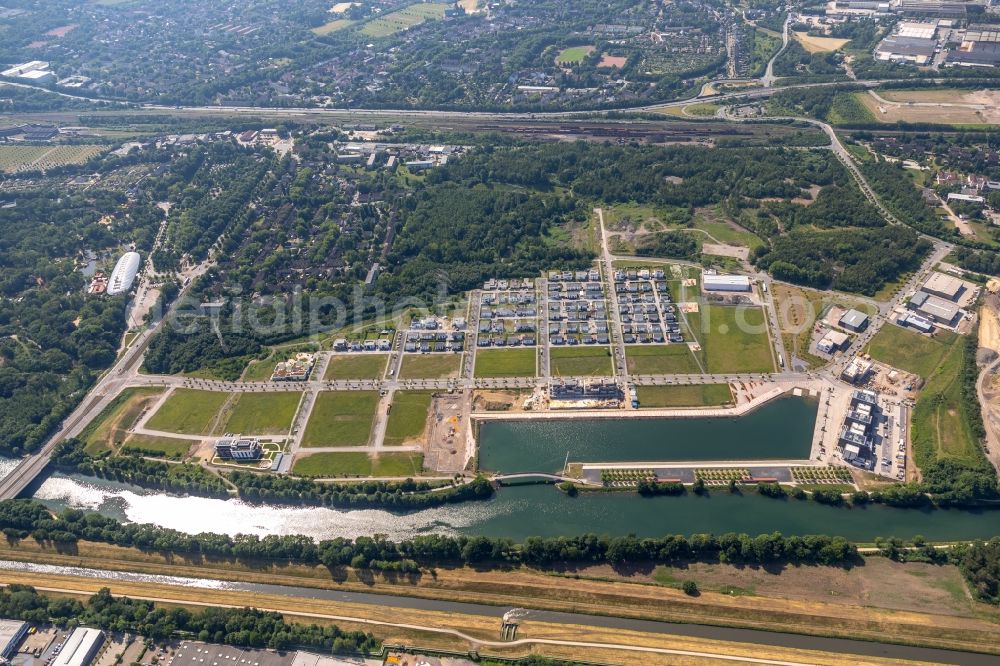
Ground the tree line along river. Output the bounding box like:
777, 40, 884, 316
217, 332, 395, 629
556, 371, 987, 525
4, 396, 999, 543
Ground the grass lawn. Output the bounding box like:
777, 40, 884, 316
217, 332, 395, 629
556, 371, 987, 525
474, 348, 536, 378
292, 452, 424, 477
865, 325, 957, 379
121, 435, 193, 459
399, 354, 462, 379
325, 353, 389, 380
222, 391, 301, 435
145, 389, 230, 435
625, 345, 701, 374
693, 207, 765, 250
385, 391, 435, 446
688, 305, 775, 373
0, 145, 103, 174
360, 3, 446, 37
635, 384, 733, 408
81, 388, 163, 454
302, 391, 379, 447
311, 19, 354, 35
550, 346, 614, 377
555, 45, 593, 65
911, 336, 982, 468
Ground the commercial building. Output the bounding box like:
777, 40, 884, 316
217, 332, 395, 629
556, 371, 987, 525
1, 61, 56, 84
106, 251, 141, 295
842, 357, 873, 384
839, 309, 869, 332
896, 21, 938, 39
702, 273, 751, 292
875, 36, 937, 64
947, 192, 986, 204
53, 628, 104, 666
838, 390, 880, 470
215, 435, 263, 460
922, 272, 965, 301
897, 312, 934, 333
948, 42, 1000, 67
0, 619, 28, 659
897, 0, 967, 19
817, 330, 850, 354
908, 290, 961, 325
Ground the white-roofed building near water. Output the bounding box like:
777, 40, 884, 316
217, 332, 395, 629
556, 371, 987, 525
106, 251, 141, 295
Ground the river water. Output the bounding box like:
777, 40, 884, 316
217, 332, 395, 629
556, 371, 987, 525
7, 396, 1000, 542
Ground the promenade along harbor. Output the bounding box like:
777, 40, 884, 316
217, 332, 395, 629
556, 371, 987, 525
13, 394, 1000, 544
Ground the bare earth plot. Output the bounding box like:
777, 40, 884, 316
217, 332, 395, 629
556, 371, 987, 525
860, 89, 1000, 125
792, 31, 850, 53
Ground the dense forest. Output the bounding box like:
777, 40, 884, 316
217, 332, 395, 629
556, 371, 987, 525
0, 192, 162, 455
0, 584, 378, 653
752, 226, 930, 295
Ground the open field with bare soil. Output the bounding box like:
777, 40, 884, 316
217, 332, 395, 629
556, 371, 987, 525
860, 90, 1000, 126
792, 32, 850, 53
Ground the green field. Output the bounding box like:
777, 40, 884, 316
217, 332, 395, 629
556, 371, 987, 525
121, 434, 193, 459
911, 335, 981, 468
0, 145, 103, 174
688, 305, 775, 373
693, 208, 765, 250
302, 391, 379, 447
385, 391, 435, 446
865, 325, 957, 379
635, 384, 733, 408
625, 345, 701, 375
399, 354, 462, 379
325, 353, 389, 380
292, 451, 424, 477
550, 346, 614, 377
145, 389, 230, 435
222, 392, 301, 435
474, 348, 536, 378
311, 18, 354, 34
81, 387, 163, 454
360, 3, 447, 37
555, 45, 593, 65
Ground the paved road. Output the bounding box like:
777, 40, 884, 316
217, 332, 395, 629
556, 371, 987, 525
595, 208, 629, 384
760, 12, 791, 88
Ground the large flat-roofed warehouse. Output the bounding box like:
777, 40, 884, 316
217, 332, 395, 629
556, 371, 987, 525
53, 628, 104, 666
702, 274, 751, 292
908, 291, 961, 325
0, 620, 27, 659
922, 272, 965, 301
948, 41, 1000, 67
171, 641, 296, 666
875, 36, 937, 64
839, 309, 869, 332
898, 0, 967, 19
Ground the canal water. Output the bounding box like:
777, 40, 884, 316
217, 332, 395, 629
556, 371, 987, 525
7, 395, 1000, 543
478, 395, 818, 473
29, 472, 1000, 543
